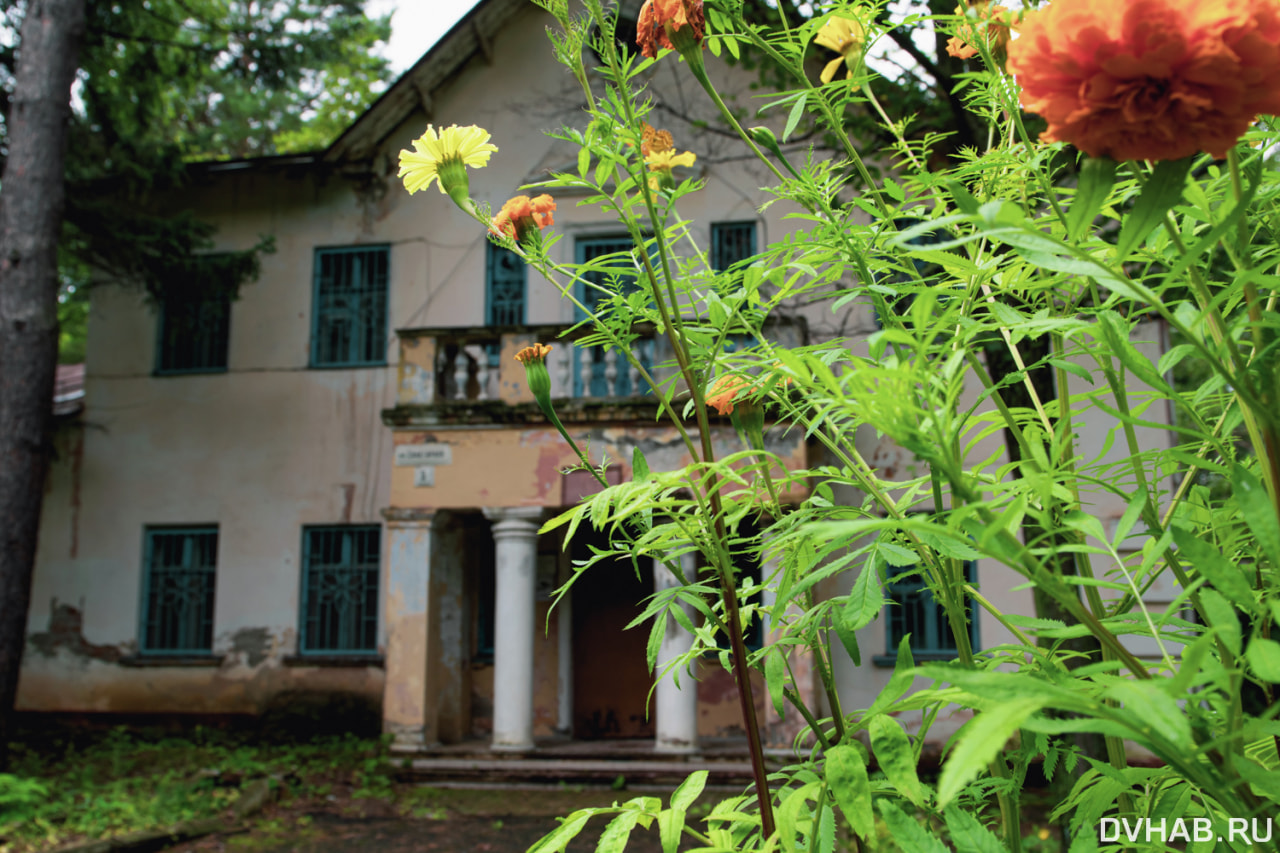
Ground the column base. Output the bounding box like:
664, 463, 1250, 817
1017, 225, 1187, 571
654, 738, 701, 756
388, 729, 438, 754
490, 740, 536, 753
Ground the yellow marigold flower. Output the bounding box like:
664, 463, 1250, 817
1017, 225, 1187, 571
815, 12, 869, 83
946, 1, 1013, 61
705, 374, 748, 415
491, 194, 556, 243
514, 342, 553, 365
645, 149, 697, 172
398, 124, 498, 208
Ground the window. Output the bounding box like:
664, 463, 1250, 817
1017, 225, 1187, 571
573, 236, 648, 396
300, 526, 380, 654
710, 221, 757, 271
156, 291, 230, 374
486, 244, 526, 327
311, 246, 389, 367
140, 527, 218, 654
879, 560, 979, 663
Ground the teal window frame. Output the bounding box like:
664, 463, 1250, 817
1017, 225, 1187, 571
485, 244, 527, 327
299, 525, 381, 655
310, 245, 390, 368
710, 221, 756, 271
139, 526, 219, 655
572, 235, 650, 397
875, 560, 980, 665
155, 290, 231, 375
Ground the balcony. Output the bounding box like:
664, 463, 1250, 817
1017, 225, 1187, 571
385, 324, 667, 427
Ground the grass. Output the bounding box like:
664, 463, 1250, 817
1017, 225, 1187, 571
0, 726, 396, 853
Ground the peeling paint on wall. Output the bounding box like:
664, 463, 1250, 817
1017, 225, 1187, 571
27, 600, 124, 663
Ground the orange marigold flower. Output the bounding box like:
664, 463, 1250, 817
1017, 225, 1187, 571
637, 0, 706, 58
491, 194, 556, 242
514, 343, 553, 365
1007, 0, 1280, 162
705, 374, 748, 415
641, 122, 675, 157
946, 1, 1013, 60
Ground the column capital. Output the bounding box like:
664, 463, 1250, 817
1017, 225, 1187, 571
381, 507, 435, 529
483, 506, 545, 525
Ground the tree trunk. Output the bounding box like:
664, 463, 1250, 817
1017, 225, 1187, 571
0, 0, 87, 771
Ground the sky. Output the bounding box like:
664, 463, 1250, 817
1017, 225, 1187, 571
366, 0, 483, 74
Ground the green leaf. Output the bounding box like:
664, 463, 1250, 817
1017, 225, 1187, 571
833, 611, 861, 666
657, 808, 684, 853
783, 92, 808, 142
1248, 637, 1280, 683
868, 715, 927, 807
1231, 463, 1280, 572
1107, 680, 1194, 750
632, 446, 650, 482
825, 745, 874, 840
646, 613, 667, 671
765, 647, 787, 715
943, 805, 1007, 853
877, 801, 947, 853
595, 811, 642, 853
671, 771, 707, 812
878, 540, 920, 566
1067, 156, 1117, 241
530, 812, 593, 853
936, 698, 1043, 808
843, 565, 885, 634
1171, 527, 1257, 613
1116, 157, 1193, 258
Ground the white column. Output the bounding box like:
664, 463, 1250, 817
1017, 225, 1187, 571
383, 513, 435, 751
654, 553, 699, 754
556, 550, 574, 736
484, 506, 543, 751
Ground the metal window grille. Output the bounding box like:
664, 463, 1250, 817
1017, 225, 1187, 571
156, 292, 230, 374
300, 526, 380, 654
710, 221, 756, 271
885, 560, 979, 658
485, 245, 526, 326
141, 527, 218, 654
311, 246, 389, 367
573, 237, 649, 396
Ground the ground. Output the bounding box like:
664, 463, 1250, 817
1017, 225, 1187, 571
164, 786, 670, 853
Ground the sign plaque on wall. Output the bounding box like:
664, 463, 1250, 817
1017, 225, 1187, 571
412, 466, 435, 487
395, 444, 453, 467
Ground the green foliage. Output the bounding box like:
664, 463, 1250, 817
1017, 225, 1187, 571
0, 727, 391, 851
421, 1, 1280, 851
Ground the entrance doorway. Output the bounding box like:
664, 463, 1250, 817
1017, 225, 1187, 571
570, 531, 655, 739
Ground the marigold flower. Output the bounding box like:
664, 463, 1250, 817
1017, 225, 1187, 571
514, 343, 552, 365
637, 0, 706, 58
815, 12, 870, 83
641, 122, 675, 157
1007, 0, 1280, 161
398, 124, 498, 209
705, 374, 749, 415
946, 1, 1013, 60
491, 194, 556, 243
645, 148, 698, 172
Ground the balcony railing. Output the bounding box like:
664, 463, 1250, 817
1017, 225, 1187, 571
395, 324, 664, 409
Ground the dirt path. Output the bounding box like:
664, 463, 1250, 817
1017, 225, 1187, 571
164, 786, 677, 853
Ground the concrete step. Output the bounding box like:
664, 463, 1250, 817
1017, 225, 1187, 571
396, 755, 760, 788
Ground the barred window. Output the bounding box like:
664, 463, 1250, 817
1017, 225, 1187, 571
300, 525, 380, 654
710, 221, 756, 271
486, 244, 526, 327
880, 560, 980, 663
141, 527, 218, 654
311, 246, 389, 367
573, 236, 648, 397
156, 291, 230, 374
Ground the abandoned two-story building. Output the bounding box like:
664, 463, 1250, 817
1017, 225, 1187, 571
21, 0, 1177, 754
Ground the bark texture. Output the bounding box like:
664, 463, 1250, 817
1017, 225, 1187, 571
0, 0, 87, 770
